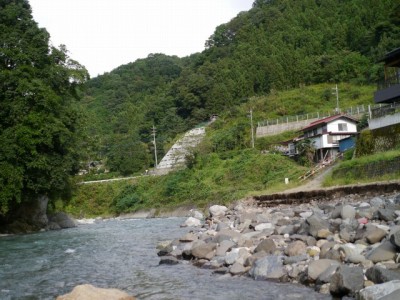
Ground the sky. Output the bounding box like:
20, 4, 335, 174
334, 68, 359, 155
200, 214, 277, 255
29, 0, 254, 77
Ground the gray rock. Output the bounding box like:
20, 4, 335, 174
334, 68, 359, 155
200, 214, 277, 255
283, 255, 308, 265
329, 265, 364, 297
284, 240, 306, 257
225, 248, 240, 265
366, 241, 397, 263
179, 233, 198, 242
308, 259, 340, 281
358, 280, 400, 300
180, 217, 201, 227
378, 209, 396, 222
341, 205, 356, 220
381, 288, 400, 300
209, 205, 228, 217
306, 215, 330, 238
191, 242, 217, 260
339, 219, 359, 243
254, 238, 276, 254
159, 256, 179, 265
216, 222, 229, 232
365, 266, 400, 283
216, 240, 235, 256
249, 255, 286, 280
370, 197, 385, 208
255, 223, 274, 231
189, 209, 204, 220
346, 254, 367, 264
317, 264, 339, 284
230, 262, 247, 275
366, 227, 387, 244
390, 230, 400, 249
214, 229, 241, 243
48, 212, 77, 229
330, 205, 343, 219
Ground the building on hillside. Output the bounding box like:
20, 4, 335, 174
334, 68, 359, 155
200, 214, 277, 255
289, 114, 358, 163
369, 47, 400, 130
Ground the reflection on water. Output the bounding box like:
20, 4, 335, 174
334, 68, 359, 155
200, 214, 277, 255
0, 218, 330, 300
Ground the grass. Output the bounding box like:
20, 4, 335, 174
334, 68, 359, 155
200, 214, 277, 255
323, 150, 400, 187
66, 149, 307, 217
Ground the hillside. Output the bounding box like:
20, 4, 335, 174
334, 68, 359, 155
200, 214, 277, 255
79, 0, 400, 176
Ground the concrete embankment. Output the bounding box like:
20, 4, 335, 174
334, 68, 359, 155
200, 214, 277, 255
255, 182, 400, 207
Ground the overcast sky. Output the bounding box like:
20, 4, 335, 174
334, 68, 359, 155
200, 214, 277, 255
29, 0, 254, 77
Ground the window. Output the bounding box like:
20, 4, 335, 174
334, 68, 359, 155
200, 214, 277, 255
338, 123, 348, 131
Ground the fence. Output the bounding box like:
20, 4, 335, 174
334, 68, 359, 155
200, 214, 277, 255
257, 105, 369, 127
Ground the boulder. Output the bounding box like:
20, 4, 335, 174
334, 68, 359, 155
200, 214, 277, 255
358, 280, 400, 300
230, 262, 248, 275
254, 238, 276, 254
189, 209, 204, 220
365, 266, 400, 283
308, 259, 340, 281
329, 265, 364, 297
317, 265, 339, 284
366, 241, 397, 263
180, 217, 201, 227
191, 242, 217, 260
216, 240, 236, 257
156, 240, 173, 256
381, 289, 400, 300
254, 223, 274, 231
249, 255, 286, 280
284, 240, 306, 257
370, 197, 385, 208
390, 230, 400, 249
179, 233, 197, 242
209, 205, 228, 217
341, 205, 356, 220
306, 215, 330, 238
282, 255, 308, 265
56, 284, 135, 300
366, 227, 387, 244
377, 209, 396, 222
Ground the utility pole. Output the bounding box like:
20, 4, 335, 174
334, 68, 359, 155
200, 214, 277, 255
152, 125, 158, 168
332, 84, 340, 113
249, 109, 255, 148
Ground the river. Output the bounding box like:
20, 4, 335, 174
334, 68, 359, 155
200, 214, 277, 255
0, 217, 330, 299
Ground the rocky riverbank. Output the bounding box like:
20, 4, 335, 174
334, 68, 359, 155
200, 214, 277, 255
157, 193, 400, 299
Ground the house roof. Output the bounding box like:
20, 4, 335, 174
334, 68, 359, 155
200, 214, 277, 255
301, 114, 358, 132
378, 47, 400, 67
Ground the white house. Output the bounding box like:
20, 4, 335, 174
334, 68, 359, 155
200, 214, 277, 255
290, 114, 358, 162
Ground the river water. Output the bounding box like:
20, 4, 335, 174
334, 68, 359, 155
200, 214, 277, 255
0, 218, 330, 300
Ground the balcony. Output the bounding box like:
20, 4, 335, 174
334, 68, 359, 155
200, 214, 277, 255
374, 68, 400, 104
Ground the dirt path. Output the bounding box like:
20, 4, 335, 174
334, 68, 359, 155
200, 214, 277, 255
283, 165, 334, 193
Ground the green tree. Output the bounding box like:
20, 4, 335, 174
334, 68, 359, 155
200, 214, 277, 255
0, 0, 88, 216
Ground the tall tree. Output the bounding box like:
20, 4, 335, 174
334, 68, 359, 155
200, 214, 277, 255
0, 0, 88, 217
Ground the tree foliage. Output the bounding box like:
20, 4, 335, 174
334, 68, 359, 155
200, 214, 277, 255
0, 0, 88, 215
81, 0, 400, 173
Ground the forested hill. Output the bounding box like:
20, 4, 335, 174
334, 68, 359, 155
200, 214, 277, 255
81, 0, 400, 176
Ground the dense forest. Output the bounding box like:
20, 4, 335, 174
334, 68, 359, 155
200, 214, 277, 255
81, 0, 400, 175
0, 0, 88, 219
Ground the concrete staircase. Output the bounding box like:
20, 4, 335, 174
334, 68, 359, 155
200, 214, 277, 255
153, 127, 206, 175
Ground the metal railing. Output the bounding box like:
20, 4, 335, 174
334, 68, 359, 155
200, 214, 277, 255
371, 102, 400, 119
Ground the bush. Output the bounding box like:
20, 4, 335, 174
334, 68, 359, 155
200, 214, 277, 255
112, 185, 142, 213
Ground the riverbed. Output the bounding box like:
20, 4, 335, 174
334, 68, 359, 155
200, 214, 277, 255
0, 218, 330, 299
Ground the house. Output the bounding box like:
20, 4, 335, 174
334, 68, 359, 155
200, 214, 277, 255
290, 114, 358, 162
369, 47, 400, 130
